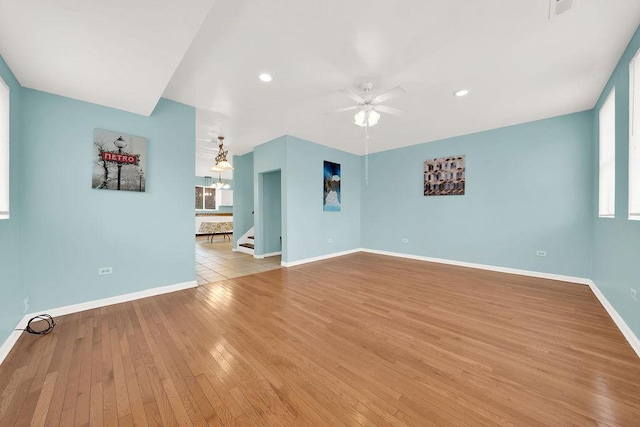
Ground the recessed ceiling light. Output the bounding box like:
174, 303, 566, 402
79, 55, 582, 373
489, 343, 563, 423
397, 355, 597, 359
454, 89, 469, 97
259, 73, 272, 82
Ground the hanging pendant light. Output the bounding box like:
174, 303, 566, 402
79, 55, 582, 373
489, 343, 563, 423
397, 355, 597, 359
212, 173, 230, 190
211, 136, 234, 171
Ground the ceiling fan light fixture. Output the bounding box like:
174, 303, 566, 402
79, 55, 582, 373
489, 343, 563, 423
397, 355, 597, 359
354, 109, 380, 127
368, 110, 380, 126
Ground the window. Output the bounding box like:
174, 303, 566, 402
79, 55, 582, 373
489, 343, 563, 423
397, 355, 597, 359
195, 186, 216, 210
629, 50, 640, 220
0, 76, 8, 219
599, 88, 616, 218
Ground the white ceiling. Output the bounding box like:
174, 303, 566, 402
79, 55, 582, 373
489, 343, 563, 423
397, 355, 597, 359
1, 1, 640, 178
0, 0, 215, 116
166, 0, 640, 176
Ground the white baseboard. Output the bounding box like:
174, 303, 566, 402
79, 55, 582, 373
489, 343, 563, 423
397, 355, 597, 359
0, 330, 23, 369
236, 245, 254, 256
361, 249, 591, 285
0, 280, 197, 366
587, 280, 640, 358
281, 248, 363, 267
255, 251, 281, 259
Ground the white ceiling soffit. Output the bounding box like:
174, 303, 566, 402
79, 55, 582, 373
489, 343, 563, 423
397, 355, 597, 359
0, 0, 215, 116
165, 0, 640, 160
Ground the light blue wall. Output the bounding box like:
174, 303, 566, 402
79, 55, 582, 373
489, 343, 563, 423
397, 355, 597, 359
253, 136, 287, 258
362, 111, 594, 278
262, 170, 282, 254
20, 90, 196, 312
0, 55, 24, 345
592, 25, 640, 337
285, 136, 362, 262
251, 135, 362, 262
232, 151, 254, 246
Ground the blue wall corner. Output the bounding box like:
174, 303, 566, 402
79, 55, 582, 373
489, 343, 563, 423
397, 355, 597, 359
19, 90, 196, 312
250, 135, 363, 263
591, 25, 640, 338
0, 55, 25, 345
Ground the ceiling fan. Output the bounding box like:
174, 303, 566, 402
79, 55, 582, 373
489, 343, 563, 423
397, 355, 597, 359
332, 81, 406, 127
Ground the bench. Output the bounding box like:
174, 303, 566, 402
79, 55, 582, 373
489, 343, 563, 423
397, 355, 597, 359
197, 221, 233, 242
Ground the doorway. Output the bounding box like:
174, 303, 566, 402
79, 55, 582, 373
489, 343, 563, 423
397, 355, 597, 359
258, 169, 282, 257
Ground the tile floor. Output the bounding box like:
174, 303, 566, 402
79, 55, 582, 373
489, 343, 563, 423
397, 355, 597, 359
195, 235, 281, 285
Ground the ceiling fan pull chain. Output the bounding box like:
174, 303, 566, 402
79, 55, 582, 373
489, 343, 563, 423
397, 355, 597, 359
364, 124, 370, 185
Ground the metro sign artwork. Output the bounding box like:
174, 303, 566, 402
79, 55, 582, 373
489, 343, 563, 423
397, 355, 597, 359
101, 151, 140, 165
92, 129, 147, 192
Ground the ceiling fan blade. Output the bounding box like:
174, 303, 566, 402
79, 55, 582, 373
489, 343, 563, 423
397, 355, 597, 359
329, 105, 359, 113
375, 105, 405, 116
372, 86, 406, 104
341, 89, 365, 103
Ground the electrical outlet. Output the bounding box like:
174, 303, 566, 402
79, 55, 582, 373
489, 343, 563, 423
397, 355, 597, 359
98, 267, 112, 275
401, 238, 409, 243
632, 288, 637, 301
327, 238, 333, 243
23, 297, 29, 314
536, 250, 547, 257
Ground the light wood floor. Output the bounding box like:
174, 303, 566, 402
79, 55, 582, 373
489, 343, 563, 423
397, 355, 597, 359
195, 236, 281, 285
1, 253, 639, 426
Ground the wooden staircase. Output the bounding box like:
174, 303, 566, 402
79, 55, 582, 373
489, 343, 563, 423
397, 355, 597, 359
236, 227, 255, 255
239, 235, 254, 250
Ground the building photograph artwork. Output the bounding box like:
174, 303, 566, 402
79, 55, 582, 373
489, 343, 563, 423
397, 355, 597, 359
92, 129, 147, 192
424, 155, 465, 196
323, 160, 341, 212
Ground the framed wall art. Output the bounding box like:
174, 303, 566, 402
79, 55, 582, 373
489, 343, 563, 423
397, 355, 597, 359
424, 155, 465, 196
92, 129, 147, 192
323, 161, 341, 211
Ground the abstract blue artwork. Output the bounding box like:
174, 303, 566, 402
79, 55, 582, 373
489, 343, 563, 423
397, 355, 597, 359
323, 161, 341, 212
